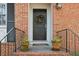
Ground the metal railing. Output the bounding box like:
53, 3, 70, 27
0, 27, 25, 56
57, 29, 79, 56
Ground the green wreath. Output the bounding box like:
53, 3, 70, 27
36, 15, 45, 24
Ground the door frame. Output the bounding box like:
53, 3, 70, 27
28, 3, 52, 47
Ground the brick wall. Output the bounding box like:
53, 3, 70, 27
15, 3, 28, 34
0, 3, 28, 56
1, 42, 15, 56
53, 3, 79, 34
14, 3, 79, 54
15, 3, 28, 49
53, 3, 79, 54
1, 3, 79, 56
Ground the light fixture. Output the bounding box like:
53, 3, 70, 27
56, 3, 62, 9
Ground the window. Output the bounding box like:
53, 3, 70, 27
0, 4, 6, 25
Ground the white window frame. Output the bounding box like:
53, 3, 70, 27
0, 3, 7, 43
0, 3, 7, 27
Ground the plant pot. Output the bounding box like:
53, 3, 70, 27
20, 45, 29, 51
20, 35, 29, 51
52, 42, 61, 50
52, 35, 62, 50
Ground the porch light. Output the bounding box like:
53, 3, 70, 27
56, 3, 62, 9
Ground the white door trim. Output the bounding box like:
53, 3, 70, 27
28, 3, 52, 46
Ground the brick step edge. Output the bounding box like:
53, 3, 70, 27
13, 52, 70, 56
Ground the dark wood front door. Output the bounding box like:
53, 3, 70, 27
33, 9, 47, 40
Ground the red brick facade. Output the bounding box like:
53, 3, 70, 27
1, 3, 79, 56
14, 3, 79, 37
54, 3, 79, 34
15, 4, 28, 50
1, 43, 15, 56
53, 3, 79, 54
15, 3, 28, 34
15, 3, 79, 38
1, 4, 28, 56
14, 3, 79, 55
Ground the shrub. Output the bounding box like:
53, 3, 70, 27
20, 35, 29, 51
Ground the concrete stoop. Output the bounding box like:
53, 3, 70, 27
13, 44, 70, 56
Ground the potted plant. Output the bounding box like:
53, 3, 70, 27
52, 35, 62, 50
20, 35, 29, 51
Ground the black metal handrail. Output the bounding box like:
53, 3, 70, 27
56, 29, 67, 33
15, 28, 25, 33
0, 27, 25, 56
57, 28, 79, 56
57, 29, 79, 38
0, 27, 15, 42
0, 27, 25, 42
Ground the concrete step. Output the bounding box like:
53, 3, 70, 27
13, 44, 70, 56
13, 46, 70, 56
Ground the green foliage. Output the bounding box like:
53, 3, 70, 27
75, 52, 79, 56
72, 51, 79, 56
53, 35, 62, 43
52, 35, 62, 50
20, 35, 29, 51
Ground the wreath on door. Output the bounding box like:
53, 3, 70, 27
36, 15, 45, 24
